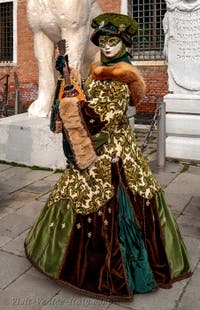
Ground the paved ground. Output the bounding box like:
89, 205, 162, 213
0, 129, 199, 310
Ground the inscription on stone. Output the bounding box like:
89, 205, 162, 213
164, 4, 200, 93
175, 10, 200, 63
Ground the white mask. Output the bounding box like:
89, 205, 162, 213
99, 36, 123, 59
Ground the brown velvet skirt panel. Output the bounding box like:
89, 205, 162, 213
111, 157, 172, 288
59, 157, 172, 301
133, 194, 171, 287
59, 197, 132, 300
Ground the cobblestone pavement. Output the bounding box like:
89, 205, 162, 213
0, 128, 199, 310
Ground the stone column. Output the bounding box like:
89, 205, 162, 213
121, 0, 128, 15
163, 0, 200, 161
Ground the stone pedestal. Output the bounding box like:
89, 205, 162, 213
0, 113, 66, 169
162, 1, 200, 162
0, 108, 136, 170
164, 94, 200, 161
127, 106, 136, 130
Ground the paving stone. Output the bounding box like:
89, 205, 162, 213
16, 199, 43, 221
144, 151, 157, 164
0, 213, 33, 238
0, 251, 31, 289
177, 262, 200, 310
183, 196, 200, 218
0, 191, 8, 200
0, 206, 14, 220
43, 172, 62, 182
23, 180, 54, 194
0, 168, 33, 188
150, 160, 182, 174
165, 173, 200, 196
0, 167, 53, 194
42, 287, 111, 310
111, 280, 188, 310
0, 292, 40, 310
170, 210, 180, 219
0, 166, 53, 182
2, 230, 29, 257
0, 164, 11, 172
153, 172, 179, 188
177, 214, 200, 238
184, 236, 200, 272
149, 160, 181, 188
0, 292, 13, 310
191, 196, 200, 204
38, 192, 51, 202
0, 191, 39, 209
164, 192, 191, 214
0, 178, 32, 194
21, 169, 54, 181
187, 165, 200, 175
0, 267, 61, 310
0, 166, 31, 179
0, 236, 12, 247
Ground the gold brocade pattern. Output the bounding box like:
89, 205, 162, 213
47, 77, 160, 214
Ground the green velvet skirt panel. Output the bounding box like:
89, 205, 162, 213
156, 191, 191, 279
25, 199, 74, 278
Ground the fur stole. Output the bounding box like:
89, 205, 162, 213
90, 61, 146, 106
60, 97, 97, 170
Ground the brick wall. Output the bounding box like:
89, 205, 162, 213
99, 0, 121, 13
0, 0, 38, 109
138, 66, 168, 113
0, 0, 168, 113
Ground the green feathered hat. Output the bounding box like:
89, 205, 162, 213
90, 13, 138, 47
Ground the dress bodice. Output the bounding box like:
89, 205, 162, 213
84, 76, 130, 132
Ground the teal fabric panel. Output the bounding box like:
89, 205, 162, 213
117, 186, 156, 293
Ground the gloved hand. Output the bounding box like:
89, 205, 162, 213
55, 55, 65, 75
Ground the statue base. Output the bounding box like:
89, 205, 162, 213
0, 113, 66, 170
164, 94, 200, 161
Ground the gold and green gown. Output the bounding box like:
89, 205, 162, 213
24, 62, 191, 302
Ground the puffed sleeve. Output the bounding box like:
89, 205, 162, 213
59, 98, 108, 170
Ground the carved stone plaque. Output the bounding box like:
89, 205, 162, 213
164, 1, 200, 93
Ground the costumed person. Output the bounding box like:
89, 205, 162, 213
24, 13, 191, 302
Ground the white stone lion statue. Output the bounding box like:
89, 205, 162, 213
27, 0, 101, 117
